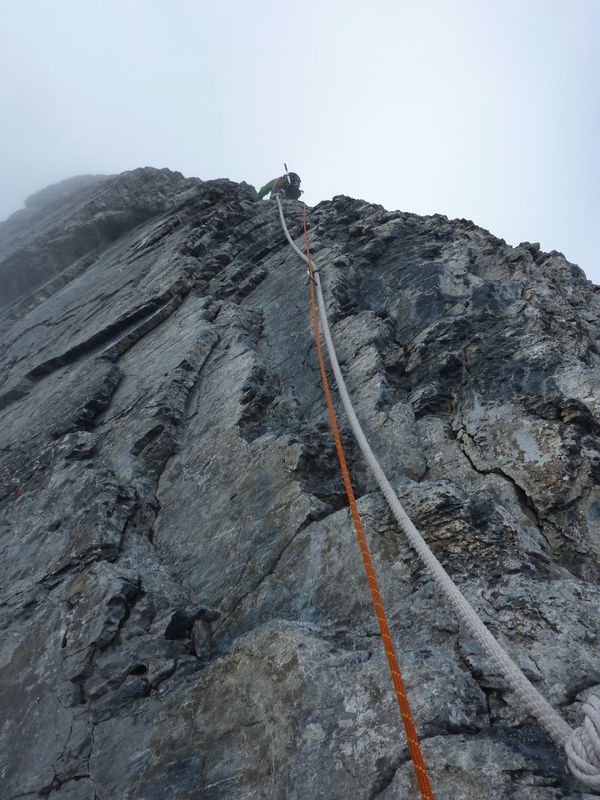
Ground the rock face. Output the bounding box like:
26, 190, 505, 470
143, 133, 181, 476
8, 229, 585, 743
0, 167, 599, 799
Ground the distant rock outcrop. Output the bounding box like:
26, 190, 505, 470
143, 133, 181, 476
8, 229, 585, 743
24, 174, 111, 210
0, 167, 599, 799
0, 168, 195, 315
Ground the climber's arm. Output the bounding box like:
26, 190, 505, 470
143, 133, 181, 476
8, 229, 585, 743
257, 179, 276, 199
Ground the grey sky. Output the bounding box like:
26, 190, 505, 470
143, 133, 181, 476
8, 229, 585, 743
1, 0, 598, 280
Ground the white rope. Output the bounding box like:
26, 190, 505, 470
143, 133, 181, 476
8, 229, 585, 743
276, 197, 600, 790
566, 697, 600, 790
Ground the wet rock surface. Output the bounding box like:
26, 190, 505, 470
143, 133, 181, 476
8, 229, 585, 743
0, 168, 599, 798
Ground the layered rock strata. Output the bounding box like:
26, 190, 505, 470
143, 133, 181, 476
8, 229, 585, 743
1, 168, 599, 799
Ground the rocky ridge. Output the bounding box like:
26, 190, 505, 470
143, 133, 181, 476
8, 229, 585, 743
0, 167, 599, 799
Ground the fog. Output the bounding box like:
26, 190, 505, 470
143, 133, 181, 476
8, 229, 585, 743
1, 0, 598, 279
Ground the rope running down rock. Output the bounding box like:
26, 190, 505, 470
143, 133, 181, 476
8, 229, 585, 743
275, 196, 600, 791
301, 204, 434, 799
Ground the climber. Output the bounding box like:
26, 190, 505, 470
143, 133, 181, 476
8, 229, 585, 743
257, 171, 302, 201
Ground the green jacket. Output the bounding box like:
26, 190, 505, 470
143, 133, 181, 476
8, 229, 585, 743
257, 177, 283, 199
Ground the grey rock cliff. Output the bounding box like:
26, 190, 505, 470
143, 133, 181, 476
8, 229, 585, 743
0, 167, 599, 799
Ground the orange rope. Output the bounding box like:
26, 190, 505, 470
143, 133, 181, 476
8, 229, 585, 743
302, 204, 435, 800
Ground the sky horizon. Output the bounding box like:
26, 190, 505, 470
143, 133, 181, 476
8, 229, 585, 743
1, 1, 598, 280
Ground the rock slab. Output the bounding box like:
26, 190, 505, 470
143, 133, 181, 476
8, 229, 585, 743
0, 169, 599, 798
